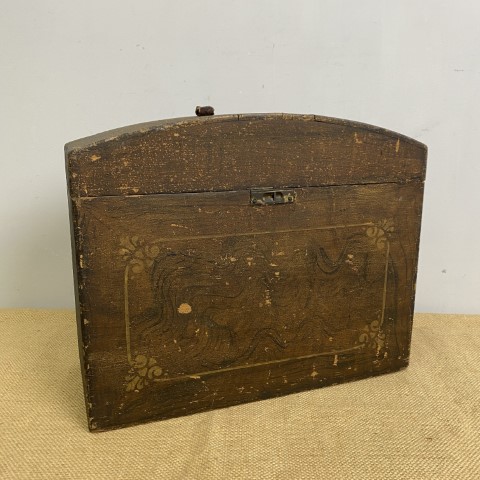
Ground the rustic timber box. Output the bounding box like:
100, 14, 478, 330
66, 113, 427, 431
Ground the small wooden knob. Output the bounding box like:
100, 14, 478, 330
195, 106, 215, 116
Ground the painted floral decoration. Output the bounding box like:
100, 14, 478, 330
125, 354, 163, 392
365, 219, 394, 251
119, 236, 160, 273
359, 319, 386, 354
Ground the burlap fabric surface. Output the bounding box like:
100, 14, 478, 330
0, 310, 478, 479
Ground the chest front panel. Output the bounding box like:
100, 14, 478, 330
73, 181, 422, 430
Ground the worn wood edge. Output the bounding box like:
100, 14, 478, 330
406, 180, 426, 359
64, 114, 240, 155
312, 115, 427, 152
65, 192, 94, 430
89, 360, 410, 433
64, 113, 427, 155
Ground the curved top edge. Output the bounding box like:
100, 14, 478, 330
65, 113, 427, 154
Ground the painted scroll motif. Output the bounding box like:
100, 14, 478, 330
120, 220, 395, 392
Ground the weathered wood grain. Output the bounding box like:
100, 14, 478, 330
66, 114, 426, 198
66, 114, 427, 431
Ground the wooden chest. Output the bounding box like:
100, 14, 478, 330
66, 113, 427, 431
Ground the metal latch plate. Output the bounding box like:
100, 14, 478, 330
250, 188, 296, 206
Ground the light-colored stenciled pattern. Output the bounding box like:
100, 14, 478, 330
365, 219, 394, 251
125, 355, 163, 392
120, 236, 162, 392
359, 218, 394, 356
119, 236, 160, 274
359, 319, 386, 355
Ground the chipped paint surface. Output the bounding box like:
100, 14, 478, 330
178, 303, 192, 314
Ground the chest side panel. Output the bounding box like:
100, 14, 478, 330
72, 181, 423, 430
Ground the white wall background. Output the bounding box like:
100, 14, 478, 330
1, 1, 479, 313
